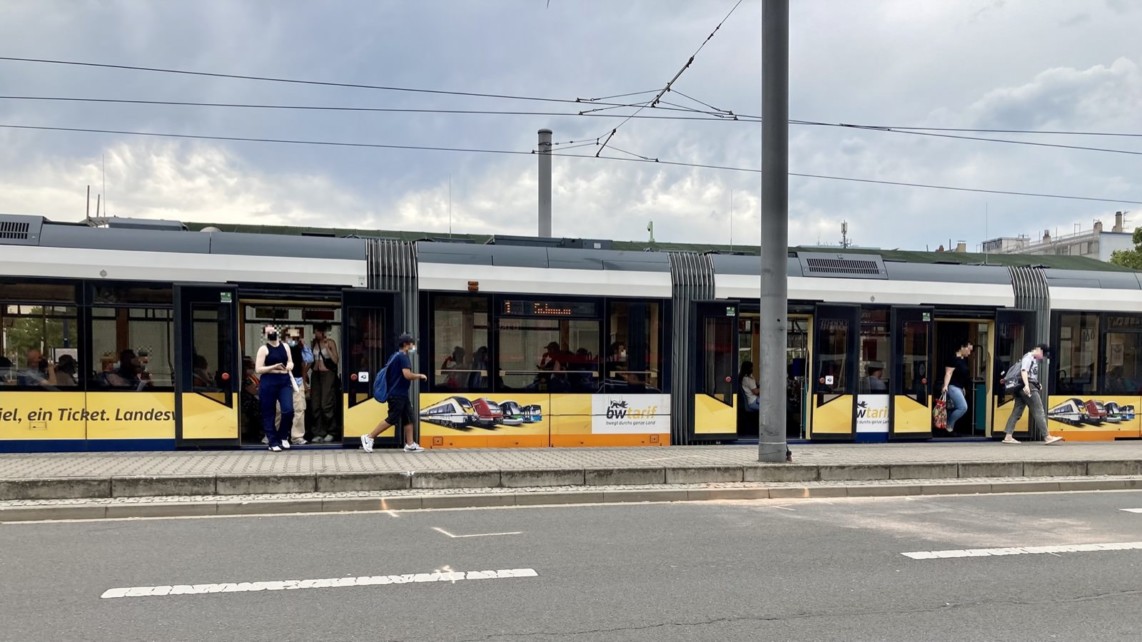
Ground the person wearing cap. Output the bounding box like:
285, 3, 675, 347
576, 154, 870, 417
361, 333, 427, 453
1003, 343, 1063, 445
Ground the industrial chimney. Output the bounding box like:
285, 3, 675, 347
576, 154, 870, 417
538, 129, 552, 238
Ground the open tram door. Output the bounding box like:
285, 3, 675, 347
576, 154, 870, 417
809, 304, 859, 440
993, 309, 1037, 439
340, 290, 402, 447
174, 284, 240, 447
690, 300, 739, 440
890, 306, 933, 438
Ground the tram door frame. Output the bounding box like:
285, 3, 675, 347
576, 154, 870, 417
994, 308, 1037, 439
340, 289, 403, 446
809, 304, 860, 440
690, 300, 740, 441
173, 283, 241, 447
889, 306, 934, 439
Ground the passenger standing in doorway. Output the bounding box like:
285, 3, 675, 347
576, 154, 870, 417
256, 324, 294, 452
285, 329, 310, 446
1003, 343, 1064, 445
941, 341, 973, 433
361, 333, 427, 453
310, 322, 338, 443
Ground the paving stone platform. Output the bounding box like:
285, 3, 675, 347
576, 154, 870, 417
1, 442, 1140, 502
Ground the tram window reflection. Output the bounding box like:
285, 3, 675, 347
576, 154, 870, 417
606, 301, 662, 393
90, 285, 174, 391
431, 295, 490, 392
498, 318, 600, 393
0, 300, 79, 390
1056, 313, 1099, 395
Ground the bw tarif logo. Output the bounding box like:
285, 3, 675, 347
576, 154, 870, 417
856, 400, 887, 419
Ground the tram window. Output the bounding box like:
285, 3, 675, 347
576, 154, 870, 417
1056, 313, 1098, 395
0, 281, 75, 302
816, 319, 850, 394
1104, 330, 1142, 395
606, 301, 663, 392
91, 305, 174, 391
498, 318, 601, 393
859, 309, 890, 393
0, 304, 79, 389
431, 295, 490, 392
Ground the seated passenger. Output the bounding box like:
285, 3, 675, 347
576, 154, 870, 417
52, 354, 78, 387
469, 346, 489, 389
739, 361, 759, 411
441, 346, 465, 389
192, 354, 213, 389
867, 366, 887, 392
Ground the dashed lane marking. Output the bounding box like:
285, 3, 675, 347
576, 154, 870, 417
432, 527, 523, 538
100, 568, 538, 599
1122, 509, 1142, 514
903, 542, 1142, 560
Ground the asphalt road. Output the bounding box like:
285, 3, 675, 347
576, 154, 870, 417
2, 491, 1142, 641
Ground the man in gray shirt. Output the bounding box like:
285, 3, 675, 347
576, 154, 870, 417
1003, 343, 1063, 445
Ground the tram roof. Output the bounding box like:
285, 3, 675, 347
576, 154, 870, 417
175, 221, 1137, 273
0, 213, 1134, 274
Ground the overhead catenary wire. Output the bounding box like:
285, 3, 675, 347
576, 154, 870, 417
2, 122, 1139, 206
592, 0, 744, 156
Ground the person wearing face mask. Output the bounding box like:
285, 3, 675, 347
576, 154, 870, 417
277, 329, 309, 446
255, 324, 295, 452
1002, 343, 1063, 445
361, 333, 427, 453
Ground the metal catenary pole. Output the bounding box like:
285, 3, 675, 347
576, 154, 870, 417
759, 0, 789, 463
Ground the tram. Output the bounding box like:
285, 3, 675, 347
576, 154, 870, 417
2, 212, 1141, 452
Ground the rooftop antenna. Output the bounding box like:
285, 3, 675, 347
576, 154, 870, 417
85, 185, 91, 225
984, 202, 989, 264
841, 220, 851, 248
729, 189, 734, 252
448, 175, 453, 239
647, 220, 655, 243
102, 153, 107, 219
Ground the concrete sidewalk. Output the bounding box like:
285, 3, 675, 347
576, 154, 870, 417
2, 442, 1141, 501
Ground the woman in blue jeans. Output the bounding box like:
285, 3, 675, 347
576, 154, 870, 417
941, 340, 974, 433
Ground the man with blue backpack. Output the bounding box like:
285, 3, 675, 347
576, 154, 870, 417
361, 333, 428, 453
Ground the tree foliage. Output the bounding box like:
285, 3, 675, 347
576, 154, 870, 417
1110, 227, 1142, 270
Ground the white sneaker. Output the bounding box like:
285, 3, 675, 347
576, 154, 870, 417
360, 435, 374, 453
281, 440, 291, 450
404, 442, 425, 452
323, 434, 335, 443
292, 438, 307, 445
1045, 435, 1064, 445
1002, 436, 1020, 444
269, 445, 282, 452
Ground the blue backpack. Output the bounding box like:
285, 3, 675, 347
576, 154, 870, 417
372, 352, 401, 403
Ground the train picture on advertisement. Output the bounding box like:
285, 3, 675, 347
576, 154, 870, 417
1047, 398, 1135, 426
420, 396, 542, 430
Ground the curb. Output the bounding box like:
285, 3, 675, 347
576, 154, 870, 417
3, 460, 1142, 501
2, 477, 1140, 523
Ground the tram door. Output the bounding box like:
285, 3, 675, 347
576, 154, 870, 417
691, 300, 739, 439
174, 284, 240, 445
993, 309, 1037, 439
340, 290, 401, 445
890, 306, 933, 438
810, 304, 859, 439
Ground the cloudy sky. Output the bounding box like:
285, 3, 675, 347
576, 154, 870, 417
0, 0, 1139, 250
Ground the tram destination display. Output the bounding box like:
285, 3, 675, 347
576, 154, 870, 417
500, 300, 597, 318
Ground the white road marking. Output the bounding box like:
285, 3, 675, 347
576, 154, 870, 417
1122, 509, 1142, 514
383, 510, 400, 518
432, 526, 523, 538
903, 542, 1142, 560
100, 568, 538, 599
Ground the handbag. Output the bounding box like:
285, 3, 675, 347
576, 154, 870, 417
932, 393, 948, 430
